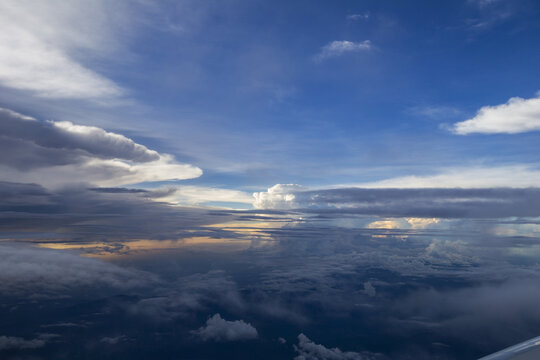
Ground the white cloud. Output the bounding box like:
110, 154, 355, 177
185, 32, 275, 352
0, 336, 46, 350
451, 95, 540, 134
192, 314, 258, 342
153, 185, 254, 207
0, 108, 202, 188
315, 40, 371, 61
294, 333, 374, 360
0, 0, 126, 100
253, 184, 305, 209
357, 165, 540, 188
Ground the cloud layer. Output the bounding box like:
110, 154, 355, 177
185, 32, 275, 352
0, 244, 152, 298
253, 185, 540, 218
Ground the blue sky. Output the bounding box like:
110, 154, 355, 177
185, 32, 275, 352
1, 0, 540, 207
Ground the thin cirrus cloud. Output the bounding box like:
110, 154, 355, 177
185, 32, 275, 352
315, 40, 372, 61
0, 0, 126, 100
347, 12, 370, 20
451, 94, 540, 134
0, 108, 202, 188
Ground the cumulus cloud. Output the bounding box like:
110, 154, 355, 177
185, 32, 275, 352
294, 334, 375, 360
315, 40, 371, 61
0, 0, 127, 100
423, 239, 478, 266
451, 95, 540, 134
0, 335, 45, 350
0, 108, 202, 187
192, 314, 258, 342
253, 184, 306, 209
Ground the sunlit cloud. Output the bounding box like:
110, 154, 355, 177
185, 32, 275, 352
0, 108, 202, 188
152, 185, 254, 207
0, 0, 127, 100
451, 94, 540, 134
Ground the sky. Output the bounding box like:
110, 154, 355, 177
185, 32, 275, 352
2, 1, 540, 359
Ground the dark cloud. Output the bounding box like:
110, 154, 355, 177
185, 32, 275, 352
294, 334, 378, 360
0, 108, 158, 168
0, 336, 46, 350
0, 108, 201, 187
192, 314, 258, 342
0, 244, 153, 298
0, 181, 238, 244
100, 335, 128, 345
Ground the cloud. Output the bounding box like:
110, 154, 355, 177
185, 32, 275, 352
315, 40, 371, 61
100, 335, 128, 345
363, 282, 376, 297
357, 165, 540, 188
294, 334, 376, 360
0, 181, 242, 245
408, 105, 462, 119
253, 184, 306, 209
253, 185, 540, 218
0, 335, 46, 350
192, 314, 258, 342
423, 239, 478, 266
151, 185, 254, 207
347, 13, 369, 21
0, 108, 202, 187
392, 278, 540, 347
0, 244, 153, 298
451, 95, 540, 134
0, 0, 126, 100
469, 0, 502, 7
